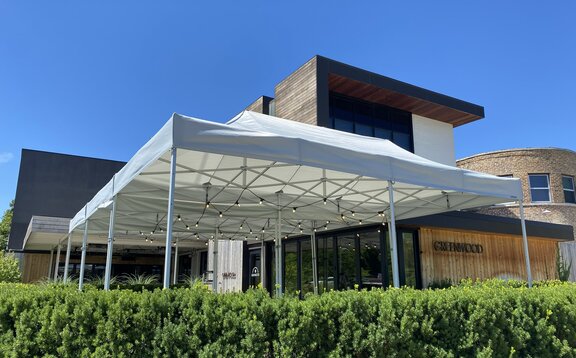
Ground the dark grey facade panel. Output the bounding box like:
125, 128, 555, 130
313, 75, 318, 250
398, 211, 573, 241
316, 55, 485, 118
8, 149, 126, 250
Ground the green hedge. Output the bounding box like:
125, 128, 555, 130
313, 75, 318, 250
1, 281, 576, 357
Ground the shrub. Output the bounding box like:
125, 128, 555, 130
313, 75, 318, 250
0, 251, 20, 283
1, 281, 576, 356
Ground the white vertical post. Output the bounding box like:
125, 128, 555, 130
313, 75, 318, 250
212, 226, 219, 292
63, 233, 73, 283
48, 248, 54, 279
311, 220, 319, 295
78, 219, 89, 291
104, 195, 117, 291
163, 148, 178, 289
172, 239, 179, 285
275, 192, 283, 297
388, 180, 400, 288
260, 234, 266, 290
519, 200, 533, 288
53, 241, 61, 281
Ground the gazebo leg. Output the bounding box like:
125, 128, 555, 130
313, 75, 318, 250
388, 180, 400, 288
519, 200, 533, 287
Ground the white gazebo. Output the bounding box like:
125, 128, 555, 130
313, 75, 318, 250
65, 111, 531, 293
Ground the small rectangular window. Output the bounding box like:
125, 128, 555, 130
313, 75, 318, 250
529, 174, 550, 202
563, 176, 576, 204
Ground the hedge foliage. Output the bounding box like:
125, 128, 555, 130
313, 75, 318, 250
1, 280, 576, 357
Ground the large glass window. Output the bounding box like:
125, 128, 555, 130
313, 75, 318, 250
299, 239, 314, 295
337, 234, 358, 290
283, 227, 420, 294
317, 235, 336, 292
358, 231, 382, 289
284, 241, 298, 294
329, 93, 413, 151
563, 176, 576, 204
529, 174, 551, 202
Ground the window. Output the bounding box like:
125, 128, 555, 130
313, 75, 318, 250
329, 93, 414, 152
563, 176, 576, 204
529, 174, 550, 202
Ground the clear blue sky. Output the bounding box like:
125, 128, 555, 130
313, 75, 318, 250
1, 1, 575, 210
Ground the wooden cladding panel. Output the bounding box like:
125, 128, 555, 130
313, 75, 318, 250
419, 228, 558, 287
22, 253, 52, 283
328, 74, 480, 127
245, 97, 265, 114
274, 57, 318, 125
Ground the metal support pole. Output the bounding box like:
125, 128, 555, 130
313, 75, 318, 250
53, 241, 61, 281
163, 148, 178, 289
104, 195, 117, 291
519, 200, 533, 288
48, 248, 54, 280
172, 239, 179, 285
311, 220, 319, 295
78, 219, 89, 291
63, 233, 73, 283
388, 180, 400, 288
212, 226, 219, 292
275, 192, 283, 297
261, 234, 266, 290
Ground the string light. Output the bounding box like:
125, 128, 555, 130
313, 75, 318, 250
323, 198, 327, 205
324, 224, 328, 230
378, 211, 384, 217
351, 211, 355, 217
292, 207, 297, 213
177, 215, 182, 221
240, 223, 243, 230
249, 230, 253, 234
261, 227, 266, 233
259, 198, 264, 205
219, 212, 223, 218
298, 222, 301, 228
195, 221, 199, 228
186, 225, 190, 230
206, 202, 210, 208
359, 220, 363, 225
140, 231, 144, 236
235, 200, 240, 207
341, 213, 346, 220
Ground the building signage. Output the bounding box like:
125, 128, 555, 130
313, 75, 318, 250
433, 241, 484, 254
222, 272, 237, 279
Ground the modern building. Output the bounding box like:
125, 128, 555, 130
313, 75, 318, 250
9, 56, 573, 291
457, 147, 576, 279
9, 150, 126, 282
457, 148, 576, 237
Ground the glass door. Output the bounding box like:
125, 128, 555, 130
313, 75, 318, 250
248, 249, 261, 288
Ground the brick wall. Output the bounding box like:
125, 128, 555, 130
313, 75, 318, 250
457, 148, 576, 240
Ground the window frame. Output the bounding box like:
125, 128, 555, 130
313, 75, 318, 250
562, 175, 576, 204
528, 174, 551, 203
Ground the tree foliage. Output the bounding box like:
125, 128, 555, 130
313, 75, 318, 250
0, 251, 20, 283
0, 200, 14, 251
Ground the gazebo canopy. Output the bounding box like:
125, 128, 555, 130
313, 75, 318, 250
69, 111, 522, 242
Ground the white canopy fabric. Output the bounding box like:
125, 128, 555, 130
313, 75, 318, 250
69, 110, 522, 245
